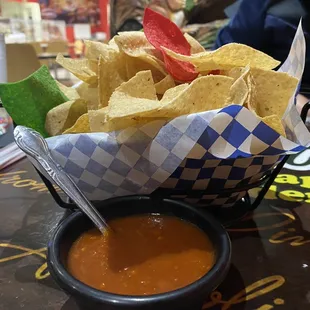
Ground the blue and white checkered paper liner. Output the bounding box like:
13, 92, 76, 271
44, 23, 310, 207
162, 155, 282, 207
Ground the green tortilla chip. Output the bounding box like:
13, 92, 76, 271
0, 66, 68, 137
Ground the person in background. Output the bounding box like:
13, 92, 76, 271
40, 3, 57, 20
215, 0, 310, 117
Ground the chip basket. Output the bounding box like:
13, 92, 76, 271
29, 102, 310, 226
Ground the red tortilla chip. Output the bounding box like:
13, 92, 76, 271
143, 8, 197, 82
163, 53, 198, 82
143, 8, 190, 55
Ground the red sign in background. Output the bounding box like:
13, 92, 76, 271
7, 0, 109, 39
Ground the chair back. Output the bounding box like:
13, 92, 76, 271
6, 43, 41, 82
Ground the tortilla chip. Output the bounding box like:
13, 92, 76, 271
155, 75, 175, 95
63, 113, 90, 134
56, 81, 80, 100
88, 107, 108, 132
108, 70, 159, 119
45, 99, 88, 136
114, 31, 160, 58
92, 72, 232, 132
114, 32, 166, 75
245, 73, 254, 109
84, 40, 116, 60
160, 84, 189, 101
98, 52, 127, 108
89, 104, 168, 132
248, 68, 298, 118
109, 74, 233, 121
225, 66, 250, 106
56, 54, 97, 85
155, 75, 233, 118
76, 82, 99, 110
184, 33, 205, 54
162, 43, 280, 71
125, 55, 165, 83
259, 115, 286, 137
89, 108, 164, 132
0, 66, 68, 137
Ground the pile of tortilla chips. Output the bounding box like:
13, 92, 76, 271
46, 8, 298, 138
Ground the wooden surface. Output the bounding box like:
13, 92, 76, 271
1, 151, 310, 309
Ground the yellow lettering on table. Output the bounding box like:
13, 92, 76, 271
274, 174, 299, 185
35, 262, 49, 280
0, 171, 27, 179
269, 229, 310, 246
29, 183, 50, 192
256, 306, 274, 310
203, 276, 285, 310
256, 298, 284, 310
13, 179, 38, 187
300, 176, 310, 189
278, 190, 304, 202
304, 192, 310, 204
1, 175, 21, 184
0, 243, 50, 280
249, 185, 278, 201
0, 170, 62, 193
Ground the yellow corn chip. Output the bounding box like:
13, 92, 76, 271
63, 113, 90, 134
56, 81, 80, 100
244, 73, 255, 109
160, 84, 189, 101
109, 74, 233, 121
155, 75, 233, 118
45, 99, 87, 136
46, 29, 295, 139
155, 75, 175, 95
98, 52, 127, 108
76, 82, 99, 110
125, 55, 165, 83
114, 31, 159, 58
259, 114, 286, 137
89, 108, 165, 132
248, 68, 298, 118
108, 70, 158, 119
162, 43, 280, 71
84, 40, 116, 60
114, 32, 166, 75
88, 107, 108, 132
225, 66, 250, 106
184, 33, 205, 54
56, 54, 97, 85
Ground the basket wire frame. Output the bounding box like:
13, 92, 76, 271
34, 102, 310, 223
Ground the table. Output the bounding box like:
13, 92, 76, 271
1, 151, 310, 309
37, 53, 70, 80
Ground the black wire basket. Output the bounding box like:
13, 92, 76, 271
33, 102, 310, 226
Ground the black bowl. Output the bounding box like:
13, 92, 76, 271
47, 196, 231, 310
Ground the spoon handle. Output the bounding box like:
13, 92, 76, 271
14, 126, 109, 233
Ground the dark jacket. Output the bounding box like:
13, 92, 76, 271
215, 0, 310, 87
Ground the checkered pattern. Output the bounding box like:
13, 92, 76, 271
45, 24, 310, 208
161, 155, 281, 207
49, 112, 217, 201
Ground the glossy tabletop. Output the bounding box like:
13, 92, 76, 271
1, 149, 310, 310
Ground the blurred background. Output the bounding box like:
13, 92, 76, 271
0, 0, 235, 147
0, 0, 233, 84
0, 0, 309, 149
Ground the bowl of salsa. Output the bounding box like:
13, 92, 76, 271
47, 196, 231, 310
